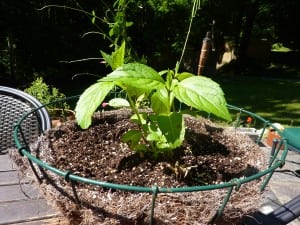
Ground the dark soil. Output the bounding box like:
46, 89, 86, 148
25, 110, 267, 224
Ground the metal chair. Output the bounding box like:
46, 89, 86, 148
282, 127, 300, 153
242, 195, 300, 225
0, 86, 51, 154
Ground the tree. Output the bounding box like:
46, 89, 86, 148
1, 0, 299, 86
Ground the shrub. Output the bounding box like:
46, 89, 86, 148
24, 76, 69, 109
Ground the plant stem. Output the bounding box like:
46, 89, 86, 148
127, 94, 148, 140
38, 5, 114, 43
38, 5, 104, 22
178, 0, 200, 68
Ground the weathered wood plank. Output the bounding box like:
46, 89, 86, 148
0, 183, 42, 202
0, 154, 15, 171
0, 170, 19, 186
0, 152, 64, 224
0, 198, 61, 225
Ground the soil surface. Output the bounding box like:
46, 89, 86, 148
25, 110, 267, 224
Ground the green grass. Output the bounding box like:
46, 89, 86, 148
217, 76, 300, 127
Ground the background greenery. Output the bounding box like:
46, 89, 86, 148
217, 76, 300, 126
1, 0, 299, 126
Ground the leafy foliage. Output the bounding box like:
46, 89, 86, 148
24, 76, 69, 109
75, 0, 231, 158
75, 42, 231, 157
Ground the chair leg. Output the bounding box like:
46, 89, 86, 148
270, 195, 300, 224
240, 195, 300, 225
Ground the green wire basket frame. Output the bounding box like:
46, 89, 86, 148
13, 96, 289, 224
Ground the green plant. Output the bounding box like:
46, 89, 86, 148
39, 0, 142, 66
76, 42, 231, 157
24, 76, 69, 109
75, 0, 231, 158
271, 42, 291, 52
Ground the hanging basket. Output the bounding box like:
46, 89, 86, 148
13, 96, 289, 225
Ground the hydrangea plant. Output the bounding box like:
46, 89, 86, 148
75, 42, 231, 157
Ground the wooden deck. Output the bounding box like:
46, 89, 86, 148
0, 152, 67, 225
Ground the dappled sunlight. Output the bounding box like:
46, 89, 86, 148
220, 77, 300, 126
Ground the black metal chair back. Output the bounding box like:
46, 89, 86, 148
0, 86, 51, 153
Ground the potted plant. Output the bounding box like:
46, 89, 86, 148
31, 47, 267, 223
50, 33, 265, 223
17, 1, 271, 224
76, 40, 232, 154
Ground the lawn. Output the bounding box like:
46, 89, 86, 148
217, 76, 300, 127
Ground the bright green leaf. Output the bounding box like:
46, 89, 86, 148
111, 41, 125, 70
157, 113, 185, 149
109, 27, 114, 37
101, 63, 164, 91
126, 21, 134, 27
108, 98, 130, 108
130, 113, 147, 125
91, 10, 96, 24
126, 86, 149, 98
173, 76, 231, 121
101, 41, 125, 70
121, 130, 142, 148
136, 93, 146, 107
166, 70, 173, 90
75, 81, 114, 129
151, 87, 170, 114
100, 50, 112, 67
146, 132, 161, 142
159, 70, 169, 76
176, 72, 194, 81
156, 142, 170, 150
146, 126, 169, 149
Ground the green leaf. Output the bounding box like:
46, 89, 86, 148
173, 76, 231, 121
159, 70, 169, 76
146, 132, 161, 142
121, 130, 142, 148
146, 125, 168, 148
109, 27, 114, 37
126, 86, 149, 98
176, 72, 194, 81
101, 63, 164, 91
130, 113, 147, 125
111, 41, 125, 69
100, 41, 125, 70
126, 21, 134, 27
166, 70, 173, 90
108, 98, 130, 108
157, 113, 185, 149
151, 87, 170, 114
100, 50, 113, 67
136, 93, 146, 107
134, 144, 148, 153
75, 81, 114, 129
91, 10, 96, 24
